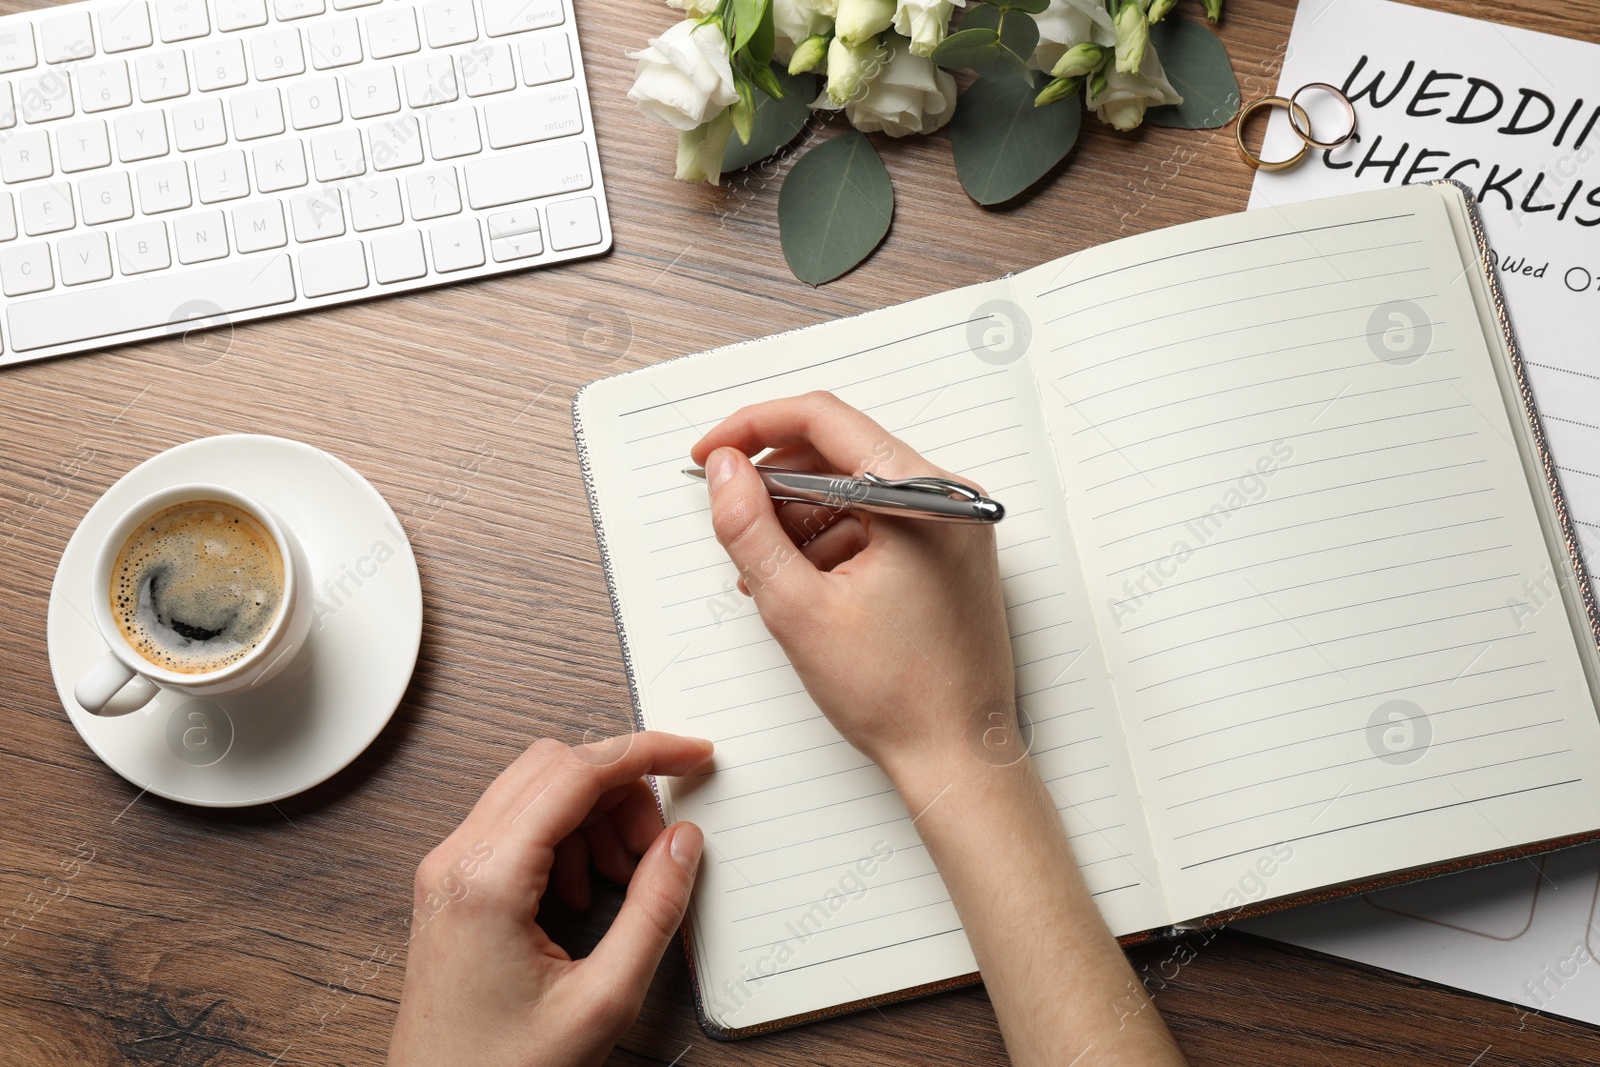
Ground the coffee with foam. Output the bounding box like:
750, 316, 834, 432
110, 500, 285, 674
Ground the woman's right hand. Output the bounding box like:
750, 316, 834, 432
690, 391, 1020, 793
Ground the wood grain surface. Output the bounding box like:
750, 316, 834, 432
3, 0, 1599, 1063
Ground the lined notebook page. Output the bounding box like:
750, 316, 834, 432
576, 285, 1164, 1031
1020, 184, 1600, 921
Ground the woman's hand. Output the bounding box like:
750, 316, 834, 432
387, 732, 713, 1067
690, 391, 1017, 792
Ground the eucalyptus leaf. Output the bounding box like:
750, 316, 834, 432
956, 5, 1037, 81
778, 131, 893, 285
722, 65, 816, 172
931, 26, 1001, 70
1144, 17, 1239, 128
950, 71, 1080, 205
992, 0, 1048, 14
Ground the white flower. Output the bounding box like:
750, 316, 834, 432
772, 0, 832, 61
835, 0, 895, 43
1028, 0, 1113, 73
892, 0, 963, 57
844, 34, 956, 137
1087, 45, 1181, 130
676, 110, 735, 184
664, 0, 717, 17
819, 33, 886, 106
627, 20, 739, 131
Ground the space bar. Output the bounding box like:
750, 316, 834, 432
7, 255, 296, 352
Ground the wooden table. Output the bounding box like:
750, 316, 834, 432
3, 0, 1597, 1062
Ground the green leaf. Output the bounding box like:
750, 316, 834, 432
722, 64, 816, 172
730, 0, 767, 55
748, 0, 775, 67
956, 6, 1038, 81
950, 70, 1081, 205
931, 25, 1001, 69
778, 130, 894, 285
1144, 17, 1238, 128
992, 0, 1048, 14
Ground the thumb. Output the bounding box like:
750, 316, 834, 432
584, 822, 703, 1007
705, 447, 821, 609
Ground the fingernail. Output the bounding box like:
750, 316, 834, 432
670, 823, 703, 875
707, 450, 735, 492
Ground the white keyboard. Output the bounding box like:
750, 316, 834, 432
0, 0, 611, 365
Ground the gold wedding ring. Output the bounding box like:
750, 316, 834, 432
1235, 95, 1312, 172
1288, 81, 1357, 150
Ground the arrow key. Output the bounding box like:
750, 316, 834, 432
429, 216, 483, 272
547, 195, 600, 251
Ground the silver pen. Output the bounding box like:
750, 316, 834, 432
683, 464, 1004, 524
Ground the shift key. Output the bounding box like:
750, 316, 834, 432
483, 86, 583, 149
464, 140, 591, 210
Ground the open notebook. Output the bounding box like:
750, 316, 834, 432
573, 182, 1600, 1038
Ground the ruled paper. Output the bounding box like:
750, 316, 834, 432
1020, 184, 1600, 921
577, 284, 1163, 1030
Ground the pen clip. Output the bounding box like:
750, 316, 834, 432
860, 471, 983, 502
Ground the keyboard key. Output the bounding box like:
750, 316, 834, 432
483, 86, 581, 149
155, 0, 209, 42
81, 171, 135, 223
79, 60, 134, 112
0, 25, 37, 74
310, 127, 364, 179
490, 230, 541, 261
406, 166, 459, 219
230, 86, 284, 139
423, 0, 477, 47
19, 74, 74, 123
0, 193, 15, 240
192, 38, 247, 91
116, 220, 170, 272
483, 0, 562, 37
41, 12, 95, 63
518, 31, 572, 85
371, 227, 424, 282
288, 77, 341, 129
250, 28, 305, 79
0, 242, 51, 294
344, 67, 399, 118
232, 198, 286, 251
57, 120, 112, 172
461, 42, 513, 97
369, 114, 423, 170
428, 216, 482, 271
486, 206, 537, 238
172, 97, 226, 149
137, 160, 191, 213
366, 9, 420, 59
403, 55, 456, 107
253, 139, 307, 191
114, 110, 168, 161
463, 139, 589, 209
334, 0, 383, 10
289, 187, 343, 240
100, 3, 155, 54
300, 238, 368, 296
8, 253, 294, 351
135, 50, 189, 101
21, 182, 73, 234
426, 106, 480, 159
58, 231, 112, 284
0, 130, 52, 181
174, 209, 228, 262
350, 176, 401, 230
547, 195, 600, 249
195, 148, 249, 201
308, 18, 361, 69
273, 0, 326, 20
214, 0, 268, 32
0, 83, 14, 128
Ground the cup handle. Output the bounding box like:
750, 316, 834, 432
74, 651, 153, 715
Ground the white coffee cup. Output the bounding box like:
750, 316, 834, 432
74, 483, 313, 716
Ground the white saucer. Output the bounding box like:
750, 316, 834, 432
47, 434, 422, 807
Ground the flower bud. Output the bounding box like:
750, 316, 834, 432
825, 33, 886, 104
789, 33, 830, 74
1146, 0, 1176, 21
1049, 41, 1107, 79
1204, 0, 1222, 21
1113, 1, 1148, 74
1034, 74, 1081, 107
835, 0, 895, 44
675, 109, 734, 184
